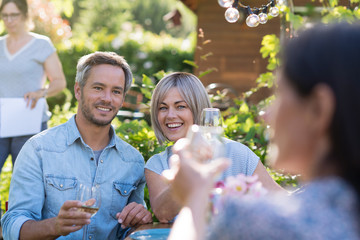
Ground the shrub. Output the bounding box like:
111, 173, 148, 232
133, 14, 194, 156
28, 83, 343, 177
55, 25, 195, 109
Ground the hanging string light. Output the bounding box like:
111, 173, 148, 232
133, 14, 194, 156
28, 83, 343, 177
225, 7, 240, 23
246, 7, 260, 27
218, 0, 235, 8
219, 0, 287, 27
258, 7, 269, 24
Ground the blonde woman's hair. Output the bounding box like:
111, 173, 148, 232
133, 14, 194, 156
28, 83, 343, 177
151, 72, 211, 145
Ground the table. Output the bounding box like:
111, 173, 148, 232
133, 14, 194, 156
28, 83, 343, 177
0, 222, 171, 240
124, 222, 173, 240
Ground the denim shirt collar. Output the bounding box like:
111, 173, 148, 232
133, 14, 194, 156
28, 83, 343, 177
66, 115, 119, 150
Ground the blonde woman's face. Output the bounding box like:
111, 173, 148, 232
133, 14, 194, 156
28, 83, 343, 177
157, 87, 194, 142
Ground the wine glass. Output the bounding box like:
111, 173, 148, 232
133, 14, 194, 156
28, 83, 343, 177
186, 124, 225, 164
186, 124, 226, 221
199, 108, 225, 162
76, 184, 101, 240
200, 108, 223, 127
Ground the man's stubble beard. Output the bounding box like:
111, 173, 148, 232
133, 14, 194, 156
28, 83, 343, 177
80, 92, 119, 127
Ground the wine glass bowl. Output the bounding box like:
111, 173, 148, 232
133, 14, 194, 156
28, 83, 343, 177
200, 108, 223, 127
76, 184, 101, 240
77, 184, 101, 217
186, 125, 225, 163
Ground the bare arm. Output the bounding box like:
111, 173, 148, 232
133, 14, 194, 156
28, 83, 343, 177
42, 52, 67, 97
169, 193, 209, 240
253, 161, 287, 192
145, 169, 181, 222
24, 52, 66, 109
20, 218, 59, 240
19, 200, 90, 240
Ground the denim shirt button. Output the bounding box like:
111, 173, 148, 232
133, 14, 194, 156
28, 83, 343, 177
124, 190, 127, 194
90, 157, 94, 161
100, 160, 104, 163
60, 184, 63, 188
89, 236, 92, 239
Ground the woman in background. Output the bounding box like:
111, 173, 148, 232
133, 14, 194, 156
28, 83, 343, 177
145, 72, 283, 222
167, 22, 360, 240
0, 0, 66, 172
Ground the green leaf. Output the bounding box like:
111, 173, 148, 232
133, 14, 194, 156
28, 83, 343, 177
256, 72, 274, 88
183, 60, 199, 68
243, 118, 254, 132
199, 68, 217, 78
200, 52, 213, 60
153, 70, 166, 80
260, 34, 280, 70
140, 88, 153, 100
244, 127, 256, 142
140, 74, 155, 100
224, 115, 238, 126
260, 35, 279, 58
142, 74, 154, 87
328, 0, 339, 8
288, 12, 304, 30
239, 102, 249, 113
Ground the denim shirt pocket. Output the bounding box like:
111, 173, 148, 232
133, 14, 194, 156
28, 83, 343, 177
110, 181, 137, 219
44, 175, 78, 216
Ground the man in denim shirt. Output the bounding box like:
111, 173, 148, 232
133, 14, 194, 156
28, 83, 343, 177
1, 52, 152, 239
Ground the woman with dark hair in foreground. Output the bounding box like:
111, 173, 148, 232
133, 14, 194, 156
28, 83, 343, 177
166, 22, 360, 240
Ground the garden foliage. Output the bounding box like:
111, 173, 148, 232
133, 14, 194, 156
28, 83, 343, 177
1, 0, 359, 215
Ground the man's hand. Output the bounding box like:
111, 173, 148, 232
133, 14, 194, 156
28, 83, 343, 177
116, 202, 153, 229
54, 200, 92, 236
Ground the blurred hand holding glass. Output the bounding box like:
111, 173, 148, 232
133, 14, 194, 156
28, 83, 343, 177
186, 108, 225, 164
186, 125, 225, 164
185, 108, 227, 221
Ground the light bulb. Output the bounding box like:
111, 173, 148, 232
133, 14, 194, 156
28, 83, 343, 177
246, 14, 260, 27
269, 6, 279, 17
258, 13, 268, 24
225, 7, 240, 23
276, 0, 287, 6
218, 0, 235, 8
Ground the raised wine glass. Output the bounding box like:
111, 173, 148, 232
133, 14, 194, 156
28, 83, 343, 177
199, 108, 225, 163
76, 184, 101, 240
200, 108, 223, 127
186, 124, 225, 164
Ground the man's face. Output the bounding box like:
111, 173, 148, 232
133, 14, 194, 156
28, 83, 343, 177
75, 64, 126, 127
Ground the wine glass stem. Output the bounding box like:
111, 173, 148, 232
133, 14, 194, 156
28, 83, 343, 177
82, 225, 88, 240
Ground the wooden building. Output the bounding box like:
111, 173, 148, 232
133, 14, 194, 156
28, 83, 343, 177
178, 0, 350, 101
180, 0, 281, 99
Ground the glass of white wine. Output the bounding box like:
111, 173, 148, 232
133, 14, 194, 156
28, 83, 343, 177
76, 184, 101, 240
200, 108, 223, 127
186, 124, 225, 164
199, 108, 225, 163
